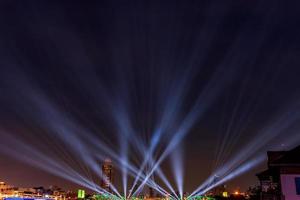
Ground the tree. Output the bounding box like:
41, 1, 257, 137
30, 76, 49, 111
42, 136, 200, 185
247, 186, 261, 200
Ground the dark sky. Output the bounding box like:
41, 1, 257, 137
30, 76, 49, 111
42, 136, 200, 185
0, 0, 300, 194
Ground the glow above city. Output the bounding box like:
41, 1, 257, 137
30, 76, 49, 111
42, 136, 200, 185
0, 1, 300, 200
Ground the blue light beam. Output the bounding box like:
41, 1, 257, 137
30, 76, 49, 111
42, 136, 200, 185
171, 147, 184, 199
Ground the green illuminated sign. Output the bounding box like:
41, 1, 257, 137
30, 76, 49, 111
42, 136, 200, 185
78, 189, 85, 199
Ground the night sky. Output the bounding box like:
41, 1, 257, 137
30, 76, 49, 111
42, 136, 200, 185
0, 0, 300, 194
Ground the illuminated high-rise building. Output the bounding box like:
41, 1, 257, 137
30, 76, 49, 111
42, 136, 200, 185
101, 159, 114, 193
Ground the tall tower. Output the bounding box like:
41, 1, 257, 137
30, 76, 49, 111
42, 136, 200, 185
101, 159, 114, 193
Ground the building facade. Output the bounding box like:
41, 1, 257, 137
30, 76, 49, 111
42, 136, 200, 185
0, 181, 66, 200
257, 145, 300, 200
101, 159, 114, 193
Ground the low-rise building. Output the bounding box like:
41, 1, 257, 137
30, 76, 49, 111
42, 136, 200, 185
257, 145, 300, 200
0, 181, 66, 200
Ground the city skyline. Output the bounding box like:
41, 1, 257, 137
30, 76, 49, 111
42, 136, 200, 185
0, 0, 300, 199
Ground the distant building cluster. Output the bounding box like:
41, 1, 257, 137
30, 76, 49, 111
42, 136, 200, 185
0, 181, 71, 200
2, 148, 300, 200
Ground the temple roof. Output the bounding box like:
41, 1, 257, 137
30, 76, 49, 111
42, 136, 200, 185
270, 145, 300, 166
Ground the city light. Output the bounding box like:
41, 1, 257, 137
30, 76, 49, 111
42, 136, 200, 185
0, 2, 299, 200
222, 192, 228, 198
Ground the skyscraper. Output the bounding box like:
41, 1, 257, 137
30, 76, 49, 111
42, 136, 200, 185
101, 159, 114, 193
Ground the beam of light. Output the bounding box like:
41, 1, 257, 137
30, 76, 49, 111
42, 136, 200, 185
129, 13, 226, 192
6, 49, 172, 200
50, 54, 149, 197
120, 139, 128, 197
112, 100, 145, 154
51, 85, 170, 197
128, 138, 164, 197
27, 93, 122, 198
171, 147, 184, 199
4, 71, 123, 197
61, 60, 153, 189
192, 155, 265, 197
127, 3, 231, 193
155, 168, 179, 199
132, 82, 227, 196
128, 129, 179, 199
109, 98, 177, 197
90, 137, 171, 198
123, 3, 230, 194
213, 74, 252, 171
46, 29, 182, 198
110, 107, 177, 198
5, 68, 136, 198
132, 70, 233, 196
135, 12, 277, 196
210, 2, 280, 173
132, 28, 263, 196
110, 101, 150, 197
126, 128, 178, 198
128, 155, 178, 198
132, 62, 238, 197
30, 88, 129, 198
214, 107, 300, 178
152, 0, 231, 145
112, 116, 164, 196
0, 131, 115, 196
213, 48, 283, 172
193, 132, 300, 197
189, 103, 300, 197
128, 129, 162, 197
67, 72, 169, 196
